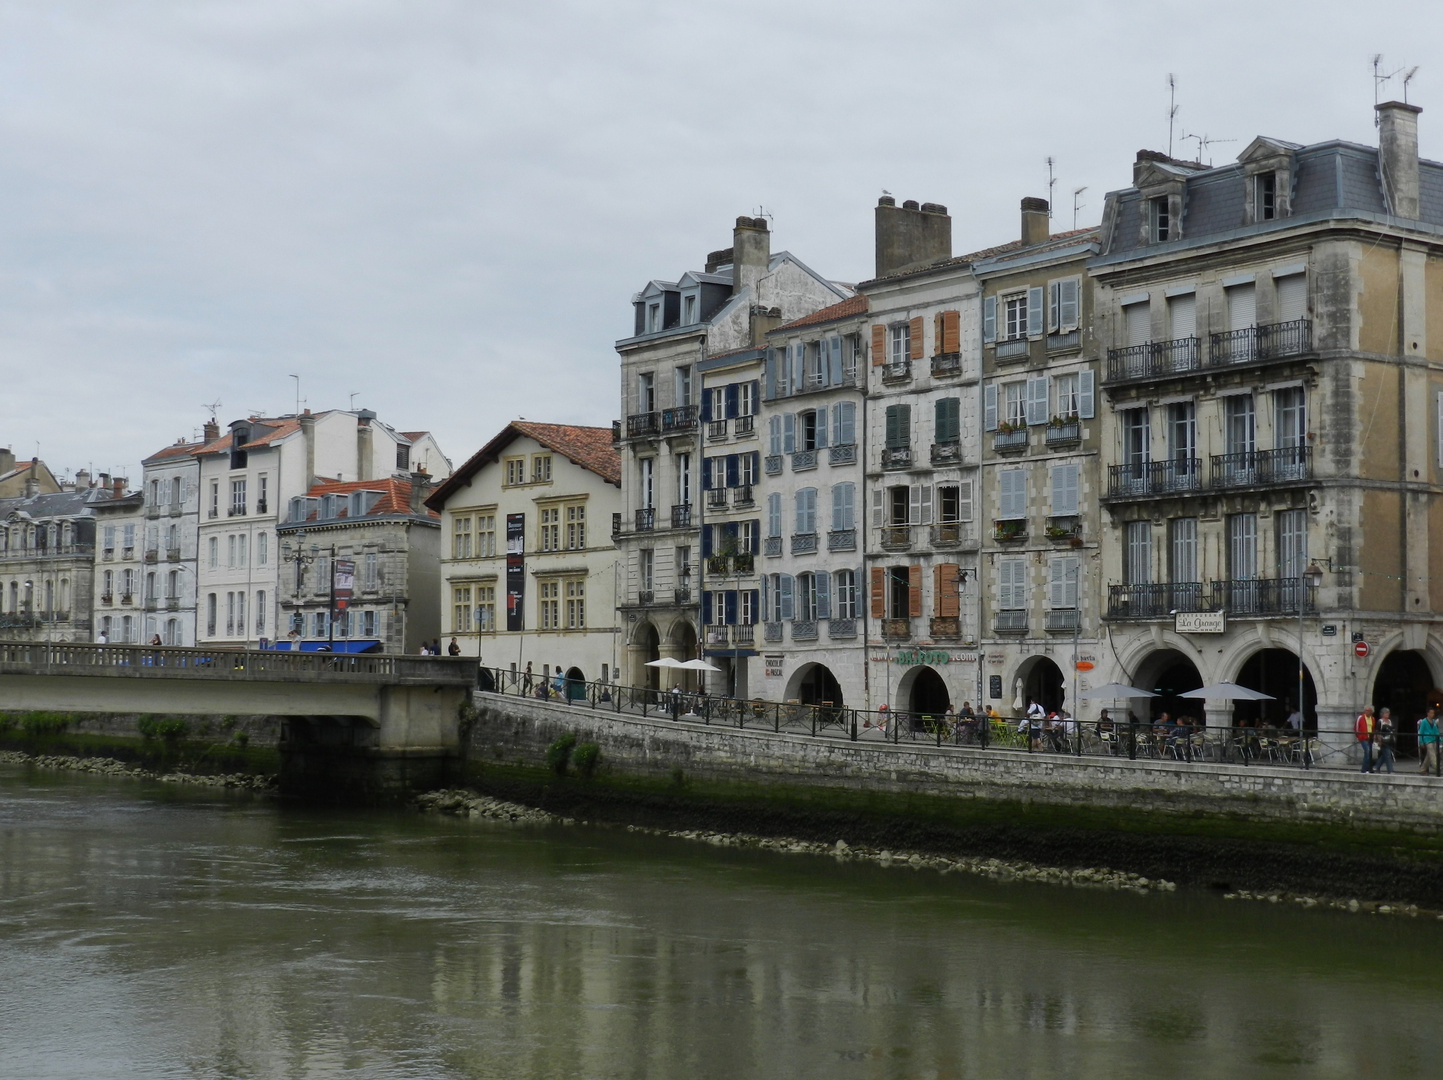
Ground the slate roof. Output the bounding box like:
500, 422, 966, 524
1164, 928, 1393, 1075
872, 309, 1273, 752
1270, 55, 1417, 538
0, 485, 128, 519
281, 477, 439, 524
777, 294, 868, 331
426, 421, 621, 510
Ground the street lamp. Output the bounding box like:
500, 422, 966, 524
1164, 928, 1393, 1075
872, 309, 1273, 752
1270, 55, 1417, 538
958, 567, 985, 748
1300, 560, 1325, 766
282, 529, 315, 646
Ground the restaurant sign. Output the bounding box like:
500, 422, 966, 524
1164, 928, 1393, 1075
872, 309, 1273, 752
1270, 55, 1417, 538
892, 649, 952, 666
1176, 611, 1225, 634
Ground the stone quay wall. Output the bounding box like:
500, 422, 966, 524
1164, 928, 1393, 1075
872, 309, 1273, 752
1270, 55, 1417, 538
470, 693, 1443, 835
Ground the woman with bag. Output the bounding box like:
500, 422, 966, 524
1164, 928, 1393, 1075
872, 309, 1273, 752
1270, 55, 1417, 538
1374, 707, 1397, 775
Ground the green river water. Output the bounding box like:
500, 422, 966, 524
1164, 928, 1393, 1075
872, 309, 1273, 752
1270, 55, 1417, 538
2, 765, 1442, 1079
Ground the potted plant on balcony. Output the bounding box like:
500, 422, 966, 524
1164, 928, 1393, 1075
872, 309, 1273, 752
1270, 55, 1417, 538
994, 520, 1025, 541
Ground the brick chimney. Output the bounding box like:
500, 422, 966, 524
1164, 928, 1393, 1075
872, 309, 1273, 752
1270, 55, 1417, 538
1021, 197, 1050, 245
1377, 100, 1422, 219
732, 216, 770, 297
203, 419, 219, 442
112, 476, 126, 497
408, 469, 431, 515
874, 197, 952, 278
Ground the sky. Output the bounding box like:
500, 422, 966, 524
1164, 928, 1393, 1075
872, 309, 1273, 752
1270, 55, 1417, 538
0, 0, 1436, 483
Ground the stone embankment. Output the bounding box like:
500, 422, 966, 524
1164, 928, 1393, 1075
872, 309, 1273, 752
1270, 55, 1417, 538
0, 749, 275, 791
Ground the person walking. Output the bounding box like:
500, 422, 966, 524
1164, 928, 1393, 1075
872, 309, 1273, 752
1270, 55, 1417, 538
553, 664, 566, 702
1374, 707, 1397, 774
1417, 708, 1439, 775
447, 637, 461, 657
1355, 705, 1376, 773
522, 661, 534, 696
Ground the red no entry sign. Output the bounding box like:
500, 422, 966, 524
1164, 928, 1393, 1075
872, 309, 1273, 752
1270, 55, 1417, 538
1354, 640, 1370, 658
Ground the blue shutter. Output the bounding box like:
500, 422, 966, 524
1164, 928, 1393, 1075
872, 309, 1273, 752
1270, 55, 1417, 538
701, 457, 713, 490
750, 519, 760, 552
725, 591, 738, 625
701, 525, 713, 558
726, 454, 739, 488
984, 384, 998, 431
725, 383, 739, 418
747, 589, 760, 625
764, 352, 777, 400
828, 337, 843, 384
1078, 369, 1095, 419
983, 296, 997, 343
816, 572, 830, 619
780, 574, 794, 620
725, 521, 739, 544
751, 452, 760, 482
769, 415, 782, 455
760, 575, 769, 620
1027, 286, 1044, 337
700, 391, 712, 422
783, 413, 796, 454
815, 407, 828, 449
750, 380, 760, 412
702, 591, 712, 625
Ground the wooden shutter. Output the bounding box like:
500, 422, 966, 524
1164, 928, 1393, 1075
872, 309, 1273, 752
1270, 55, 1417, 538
908, 316, 924, 360
1027, 286, 1044, 337
983, 383, 998, 431
1047, 281, 1061, 333
942, 309, 960, 353
871, 324, 886, 366
1078, 369, 1095, 418
815, 572, 830, 619
871, 487, 884, 529
870, 566, 885, 617
780, 574, 794, 620
983, 296, 996, 343
1027, 376, 1049, 425
907, 565, 923, 616
936, 563, 960, 617
933, 312, 943, 355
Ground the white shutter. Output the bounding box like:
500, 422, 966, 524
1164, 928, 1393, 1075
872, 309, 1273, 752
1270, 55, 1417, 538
920, 484, 933, 525
780, 574, 794, 620
983, 296, 996, 343
1026, 376, 1049, 425
984, 383, 998, 431
1228, 284, 1256, 331
1060, 278, 1080, 330
1047, 281, 1061, 332
1026, 286, 1044, 337
871, 487, 884, 529
958, 480, 974, 522
815, 406, 828, 449
1168, 293, 1195, 340
908, 484, 922, 525
1000, 469, 1025, 519
1050, 464, 1079, 516
1078, 369, 1095, 419
1048, 558, 1066, 608
816, 571, 830, 619
1124, 302, 1150, 347
769, 415, 781, 455
783, 413, 796, 453
1276, 274, 1306, 322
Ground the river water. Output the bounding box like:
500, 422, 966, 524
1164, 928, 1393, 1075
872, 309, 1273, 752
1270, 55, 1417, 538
3, 767, 1442, 1079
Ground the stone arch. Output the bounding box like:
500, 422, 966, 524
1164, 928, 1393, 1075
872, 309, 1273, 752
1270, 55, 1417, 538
1215, 626, 1333, 706
1129, 648, 1205, 725
893, 664, 949, 721
630, 619, 661, 690
1229, 646, 1318, 728
784, 662, 844, 707
1363, 629, 1443, 715
1012, 654, 1066, 716
1111, 627, 1214, 687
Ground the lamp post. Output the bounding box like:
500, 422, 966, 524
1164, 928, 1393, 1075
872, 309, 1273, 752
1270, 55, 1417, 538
1300, 560, 1324, 767
282, 529, 315, 645
959, 567, 985, 748
311, 542, 338, 651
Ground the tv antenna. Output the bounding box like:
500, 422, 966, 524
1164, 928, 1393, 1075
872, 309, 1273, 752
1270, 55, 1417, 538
751, 205, 773, 224
290, 374, 301, 415
1373, 54, 1405, 122
1045, 157, 1057, 216
349, 392, 359, 410
1072, 186, 1088, 230
203, 398, 221, 421
1168, 74, 1179, 158
1403, 65, 1421, 103
1180, 131, 1235, 167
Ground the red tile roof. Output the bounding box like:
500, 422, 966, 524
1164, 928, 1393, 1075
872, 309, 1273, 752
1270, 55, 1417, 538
859, 227, 1100, 287
425, 420, 621, 510
192, 416, 305, 456
777, 294, 868, 331
286, 476, 439, 522
143, 439, 205, 463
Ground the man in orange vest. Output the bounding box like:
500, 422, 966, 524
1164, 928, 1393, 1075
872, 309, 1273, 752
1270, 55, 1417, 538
1355, 705, 1376, 773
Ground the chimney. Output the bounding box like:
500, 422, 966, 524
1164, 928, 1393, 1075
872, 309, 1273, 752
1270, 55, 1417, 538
874, 197, 952, 278
1377, 100, 1422, 219
74, 468, 90, 490
704, 247, 733, 274
0, 447, 13, 475
356, 409, 376, 482
409, 469, 431, 515
1021, 197, 1050, 245
732, 216, 770, 296
203, 418, 219, 442
299, 409, 317, 484
24, 458, 40, 497
112, 476, 126, 497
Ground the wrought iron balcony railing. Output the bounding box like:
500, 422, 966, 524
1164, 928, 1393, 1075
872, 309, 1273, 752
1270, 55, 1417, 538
1208, 318, 1312, 367
1106, 336, 1200, 382
1210, 446, 1312, 488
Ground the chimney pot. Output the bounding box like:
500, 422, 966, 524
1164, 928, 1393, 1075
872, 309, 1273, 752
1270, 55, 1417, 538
874, 197, 953, 278
1377, 100, 1423, 219
877, 195, 895, 207
0, 447, 13, 475
203, 419, 219, 442
732, 214, 771, 297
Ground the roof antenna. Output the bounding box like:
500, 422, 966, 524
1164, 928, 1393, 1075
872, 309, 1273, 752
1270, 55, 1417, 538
290, 374, 300, 415
751, 205, 773, 224
1374, 54, 1404, 123
1403, 65, 1421, 103
1168, 73, 1179, 158
1180, 131, 1235, 168
1072, 186, 1088, 230
349, 392, 359, 410
1045, 157, 1056, 217
203, 398, 221, 422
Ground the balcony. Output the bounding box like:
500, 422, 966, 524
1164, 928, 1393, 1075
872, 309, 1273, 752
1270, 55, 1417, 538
166, 596, 181, 611
829, 443, 856, 465
1210, 446, 1312, 489
763, 536, 782, 557
1106, 336, 1201, 382
993, 519, 1027, 543
706, 625, 730, 647
145, 505, 162, 520
930, 522, 971, 548
706, 555, 730, 576
637, 589, 655, 605
166, 547, 182, 561
1044, 420, 1081, 448
707, 489, 728, 510
734, 553, 754, 574
1106, 458, 1202, 499
733, 484, 755, 508
995, 338, 1029, 361
708, 419, 729, 441
143, 549, 159, 563
1047, 329, 1081, 353
1208, 318, 1312, 367
931, 352, 962, 378
626, 412, 660, 439
100, 593, 113, 606
661, 405, 698, 433
790, 532, 818, 555
1106, 582, 1214, 619
671, 503, 692, 528
734, 625, 755, 646
764, 455, 783, 476
102, 548, 115, 561
791, 620, 818, 642
1214, 577, 1316, 616
735, 415, 755, 436
880, 618, 912, 640
1045, 516, 1081, 544
168, 503, 183, 517
764, 622, 784, 643
882, 446, 912, 470
634, 508, 655, 531
880, 525, 913, 552
881, 359, 912, 384
120, 593, 134, 605
143, 598, 159, 613
122, 547, 135, 560
930, 616, 962, 640
930, 441, 962, 465
827, 528, 857, 552
791, 449, 818, 471
994, 610, 1028, 633
993, 428, 1028, 453
827, 618, 856, 639
675, 587, 693, 605
1045, 608, 1081, 632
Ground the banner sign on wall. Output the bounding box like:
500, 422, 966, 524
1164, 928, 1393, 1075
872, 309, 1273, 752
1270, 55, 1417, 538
506, 514, 525, 631
332, 559, 355, 617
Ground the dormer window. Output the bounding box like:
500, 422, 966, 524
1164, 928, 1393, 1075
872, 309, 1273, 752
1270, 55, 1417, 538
1255, 173, 1276, 220
683, 294, 697, 324
647, 303, 661, 332
1149, 196, 1171, 242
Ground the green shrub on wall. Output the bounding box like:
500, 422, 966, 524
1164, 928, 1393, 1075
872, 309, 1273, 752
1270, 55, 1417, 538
572, 742, 600, 779
20, 712, 71, 737
136, 716, 190, 743
546, 733, 577, 776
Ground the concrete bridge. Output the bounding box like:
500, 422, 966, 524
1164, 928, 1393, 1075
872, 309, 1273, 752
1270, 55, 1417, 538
0, 642, 476, 798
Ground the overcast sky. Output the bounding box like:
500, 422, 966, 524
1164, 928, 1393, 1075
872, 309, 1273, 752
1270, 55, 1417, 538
0, 0, 1434, 483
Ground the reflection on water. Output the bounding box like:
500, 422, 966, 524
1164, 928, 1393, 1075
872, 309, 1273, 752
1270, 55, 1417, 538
2, 766, 1441, 1079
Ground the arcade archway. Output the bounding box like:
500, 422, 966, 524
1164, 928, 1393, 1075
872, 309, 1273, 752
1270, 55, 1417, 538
1131, 649, 1204, 725
907, 666, 950, 718
1235, 648, 1316, 729
1373, 650, 1439, 747
786, 663, 844, 707
1018, 656, 1065, 715
634, 622, 660, 690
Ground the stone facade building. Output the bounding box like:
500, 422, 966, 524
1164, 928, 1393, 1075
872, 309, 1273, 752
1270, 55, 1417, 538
135, 437, 205, 645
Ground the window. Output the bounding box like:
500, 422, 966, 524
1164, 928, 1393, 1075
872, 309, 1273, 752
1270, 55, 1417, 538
454, 516, 472, 559
539, 581, 559, 630
164, 618, 179, 646
1048, 556, 1080, 609
257, 475, 267, 513
1276, 274, 1306, 323
1170, 518, 1198, 583
739, 381, 756, 416
885, 566, 911, 619
170, 476, 183, 506
795, 572, 818, 621
737, 521, 756, 553
476, 514, 496, 557
938, 482, 973, 523
1003, 295, 1027, 340
565, 504, 586, 549
313, 610, 328, 638
1048, 278, 1080, 332
888, 324, 910, 364
1149, 195, 1170, 242
504, 457, 526, 486
639, 548, 654, 592
794, 488, 817, 535
1125, 522, 1152, 584
884, 404, 911, 448
255, 592, 265, 636
1228, 514, 1258, 580
1049, 464, 1079, 516
888, 485, 909, 526
145, 572, 156, 601
167, 569, 179, 599
1278, 509, 1307, 579
532, 455, 552, 483
477, 583, 496, 632
1122, 408, 1151, 466
362, 610, 377, 638
934, 397, 960, 444
639, 458, 654, 509
798, 409, 826, 451
150, 479, 160, 505
237, 535, 247, 568
683, 294, 697, 324
1168, 402, 1196, 461
226, 535, 236, 569
209, 481, 219, 518
769, 415, 782, 455
206, 594, 216, 636
674, 365, 692, 407
647, 303, 661, 332
676, 546, 692, 587
998, 469, 1026, 520
453, 585, 472, 632
123, 524, 135, 555
998, 558, 1027, 610
1003, 382, 1026, 427
1168, 293, 1195, 341
740, 589, 758, 626
739, 453, 758, 486
834, 570, 857, 619
1274, 387, 1305, 447
831, 483, 855, 531
364, 553, 378, 590
832, 401, 856, 446
121, 614, 134, 643
675, 454, 691, 507
1255, 172, 1276, 220
1224, 395, 1255, 456
316, 556, 330, 595
565, 578, 585, 628
396, 442, 411, 471
540, 507, 560, 552
1054, 374, 1079, 418
638, 371, 656, 412
230, 479, 246, 515
766, 493, 782, 538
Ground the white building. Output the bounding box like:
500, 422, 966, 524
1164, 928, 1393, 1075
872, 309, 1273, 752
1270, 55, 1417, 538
136, 437, 204, 645
427, 421, 621, 691
91, 486, 147, 643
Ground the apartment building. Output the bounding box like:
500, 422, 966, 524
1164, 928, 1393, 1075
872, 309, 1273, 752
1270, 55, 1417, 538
134, 437, 204, 645
1089, 101, 1443, 751
90, 483, 146, 643
428, 421, 620, 687
974, 202, 1103, 718
614, 216, 850, 690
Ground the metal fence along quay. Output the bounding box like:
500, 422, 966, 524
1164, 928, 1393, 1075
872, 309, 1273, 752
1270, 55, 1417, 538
478, 667, 1443, 776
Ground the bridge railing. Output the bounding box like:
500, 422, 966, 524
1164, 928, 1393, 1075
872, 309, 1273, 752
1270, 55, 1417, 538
0, 641, 476, 686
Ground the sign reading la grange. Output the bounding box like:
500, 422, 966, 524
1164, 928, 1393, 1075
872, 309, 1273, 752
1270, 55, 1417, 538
1176, 611, 1225, 634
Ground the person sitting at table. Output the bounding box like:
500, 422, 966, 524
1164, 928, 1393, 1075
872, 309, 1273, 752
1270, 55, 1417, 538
1097, 709, 1115, 734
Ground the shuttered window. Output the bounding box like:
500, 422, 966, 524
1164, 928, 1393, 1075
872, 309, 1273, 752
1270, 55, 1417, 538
1275, 274, 1306, 322
1048, 278, 1080, 331
871, 324, 886, 366
832, 401, 856, 445
1124, 301, 1150, 347
998, 469, 1026, 519
940, 309, 960, 353
794, 488, 817, 534
1277, 509, 1307, 579
1228, 283, 1256, 330
1170, 518, 1198, 583
934, 397, 960, 444
885, 404, 911, 449
908, 316, 924, 360
1168, 293, 1195, 340
1049, 464, 1079, 516
998, 558, 1027, 609
908, 565, 923, 617
1026, 376, 1049, 425
1125, 521, 1152, 585
983, 296, 997, 343
766, 493, 781, 538
1078, 369, 1095, 418
935, 563, 960, 617
1228, 513, 1258, 580
983, 384, 998, 431
1026, 286, 1044, 337
1048, 556, 1079, 608
831, 483, 855, 531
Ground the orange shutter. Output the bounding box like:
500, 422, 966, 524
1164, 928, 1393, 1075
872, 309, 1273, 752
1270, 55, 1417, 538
937, 563, 960, 617
870, 566, 886, 618
942, 310, 960, 354
908, 316, 924, 360
908, 565, 923, 617
871, 324, 886, 366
